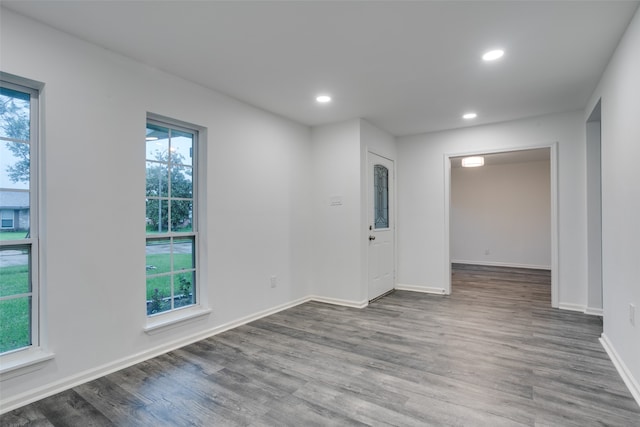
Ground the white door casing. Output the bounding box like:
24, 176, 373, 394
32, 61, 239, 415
368, 152, 395, 300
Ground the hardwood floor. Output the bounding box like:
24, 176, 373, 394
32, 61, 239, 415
2, 264, 639, 426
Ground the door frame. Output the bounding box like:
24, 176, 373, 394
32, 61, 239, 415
366, 149, 397, 301
443, 142, 559, 308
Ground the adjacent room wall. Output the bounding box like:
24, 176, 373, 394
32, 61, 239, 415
0, 9, 313, 410
396, 111, 586, 308
451, 160, 551, 269
585, 6, 640, 403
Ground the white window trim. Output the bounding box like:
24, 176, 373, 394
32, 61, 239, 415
0, 73, 52, 374
144, 114, 206, 329
144, 306, 211, 335
0, 348, 54, 381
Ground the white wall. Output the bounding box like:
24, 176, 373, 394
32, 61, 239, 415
310, 118, 396, 305
397, 111, 586, 308
585, 6, 640, 403
310, 119, 363, 304
451, 160, 551, 269
0, 9, 312, 409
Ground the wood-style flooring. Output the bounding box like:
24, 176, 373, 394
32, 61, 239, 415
2, 264, 639, 426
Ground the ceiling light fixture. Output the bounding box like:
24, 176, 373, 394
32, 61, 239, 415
482, 49, 504, 61
462, 112, 477, 120
145, 136, 158, 141
316, 95, 332, 103
461, 156, 485, 167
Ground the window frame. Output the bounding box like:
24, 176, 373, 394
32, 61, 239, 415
145, 115, 202, 322
373, 164, 390, 230
0, 76, 42, 363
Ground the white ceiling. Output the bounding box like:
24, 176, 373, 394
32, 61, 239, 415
3, 1, 638, 136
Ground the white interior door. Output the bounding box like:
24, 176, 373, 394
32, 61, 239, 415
368, 152, 395, 301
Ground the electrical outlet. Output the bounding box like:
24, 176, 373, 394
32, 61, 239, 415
270, 275, 277, 288
630, 304, 636, 326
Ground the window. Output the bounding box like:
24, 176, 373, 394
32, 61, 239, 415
0, 79, 39, 355
374, 164, 389, 229
145, 117, 198, 316
1, 210, 14, 229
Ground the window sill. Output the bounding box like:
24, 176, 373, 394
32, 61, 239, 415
144, 307, 212, 335
0, 348, 55, 381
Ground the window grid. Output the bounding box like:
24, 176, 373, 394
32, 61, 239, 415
145, 118, 197, 316
0, 79, 39, 355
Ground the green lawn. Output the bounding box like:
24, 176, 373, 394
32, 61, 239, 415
146, 226, 192, 234
0, 264, 30, 297
145, 253, 194, 299
0, 253, 196, 353
0, 298, 31, 353
0, 231, 29, 241
0, 262, 31, 353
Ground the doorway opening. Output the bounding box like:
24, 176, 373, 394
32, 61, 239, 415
444, 145, 558, 307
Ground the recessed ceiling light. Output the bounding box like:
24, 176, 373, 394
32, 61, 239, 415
461, 156, 485, 167
482, 49, 504, 61
462, 112, 477, 120
316, 95, 332, 103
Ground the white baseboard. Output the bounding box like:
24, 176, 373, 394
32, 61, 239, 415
584, 307, 604, 316
600, 333, 640, 407
451, 259, 551, 270
309, 295, 368, 308
557, 303, 604, 317
558, 303, 586, 313
0, 296, 310, 415
395, 284, 447, 295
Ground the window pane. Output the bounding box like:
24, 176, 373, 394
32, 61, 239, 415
0, 141, 30, 192
146, 276, 171, 315
146, 117, 198, 317
173, 238, 195, 271
374, 164, 389, 229
171, 165, 192, 198
146, 239, 171, 275
0, 296, 32, 353
0, 246, 30, 296
170, 131, 193, 167
170, 200, 192, 232
146, 161, 168, 197
175, 271, 195, 308
1, 80, 36, 356
0, 87, 30, 141
146, 199, 167, 234
146, 124, 169, 160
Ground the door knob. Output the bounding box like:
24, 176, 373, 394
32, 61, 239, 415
369, 235, 376, 241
